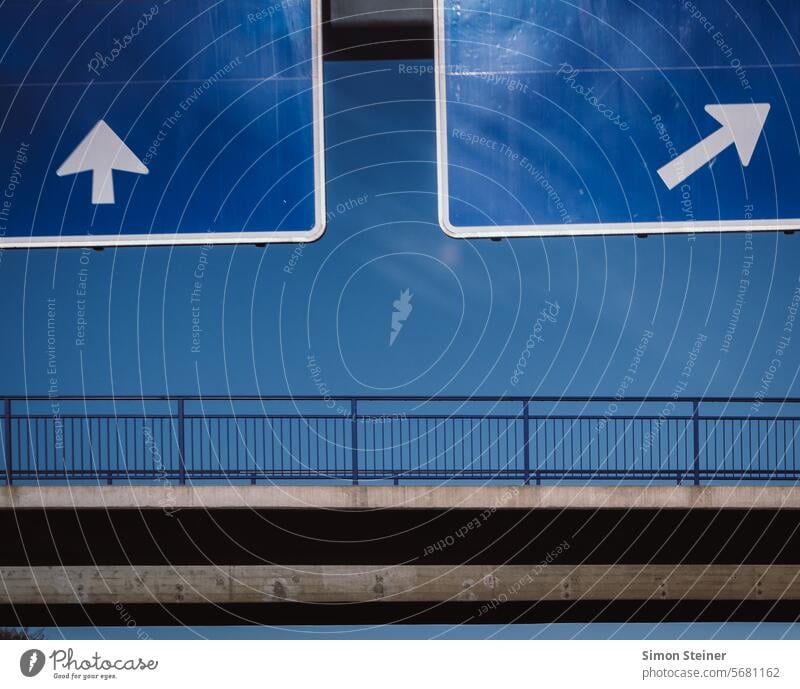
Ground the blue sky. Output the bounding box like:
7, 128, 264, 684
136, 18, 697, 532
42, 622, 800, 641
2, 61, 800, 402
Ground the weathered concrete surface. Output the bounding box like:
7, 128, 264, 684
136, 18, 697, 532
2, 564, 798, 604
3, 485, 800, 511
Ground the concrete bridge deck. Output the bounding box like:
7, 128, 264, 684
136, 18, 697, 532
3, 484, 800, 511
3, 484, 800, 625
3, 564, 798, 605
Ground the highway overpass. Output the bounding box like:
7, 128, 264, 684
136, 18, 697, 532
2, 395, 800, 626
2, 483, 800, 626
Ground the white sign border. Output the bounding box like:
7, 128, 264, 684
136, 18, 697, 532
1, 0, 326, 249
433, 0, 800, 239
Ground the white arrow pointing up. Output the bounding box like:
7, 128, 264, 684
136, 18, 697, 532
657, 103, 770, 190
56, 120, 148, 204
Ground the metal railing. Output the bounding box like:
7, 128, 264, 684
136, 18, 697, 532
1, 395, 799, 485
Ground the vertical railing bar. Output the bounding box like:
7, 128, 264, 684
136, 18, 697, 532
351, 399, 358, 485
650, 418, 655, 478
411, 417, 417, 477
390, 417, 396, 483
439, 418, 446, 476
377, 418, 382, 479
21, 415, 29, 479
29, 418, 35, 479
373, 418, 378, 479
544, 419, 549, 478
425, 418, 430, 475
468, 419, 473, 475
4, 399, 11, 485
485, 419, 490, 477
261, 414, 272, 476
478, 419, 483, 477
486, 418, 491, 477
275, 418, 281, 477
106, 417, 112, 484
177, 398, 186, 485
315, 417, 321, 479
234, 414, 241, 476
725, 421, 736, 472
46, 416, 52, 479
306, 418, 311, 479
198, 411, 205, 479
692, 400, 700, 486
736, 418, 741, 473
668, 419, 673, 475
434, 417, 438, 476
448, 418, 453, 478
249, 417, 257, 485
235, 416, 241, 476
121, 418, 128, 477
522, 401, 531, 485
287, 418, 293, 477
723, 420, 728, 472
79, 415, 85, 476
131, 416, 137, 481
758, 419, 762, 475
504, 417, 509, 476
570, 418, 575, 472
570, 418, 575, 476
765, 419, 769, 476
769, 418, 773, 475
494, 418, 499, 476
381, 420, 386, 481
18, 417, 25, 479
678, 421, 689, 483
414, 418, 422, 476
404, 416, 408, 478
335, 416, 340, 478
207, 416, 213, 477
91, 417, 97, 481
494, 418, 499, 475
557, 418, 562, 476
246, 416, 252, 478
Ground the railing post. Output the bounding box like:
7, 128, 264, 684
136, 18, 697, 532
177, 398, 186, 486
4, 399, 11, 486
692, 400, 700, 486
351, 399, 358, 486
523, 401, 531, 485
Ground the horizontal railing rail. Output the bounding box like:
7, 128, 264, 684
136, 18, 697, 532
2, 395, 800, 485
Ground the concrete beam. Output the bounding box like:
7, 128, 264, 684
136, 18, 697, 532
2, 564, 798, 605
3, 485, 800, 512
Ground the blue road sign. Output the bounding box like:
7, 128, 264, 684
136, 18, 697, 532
435, 0, 800, 238
0, 0, 324, 248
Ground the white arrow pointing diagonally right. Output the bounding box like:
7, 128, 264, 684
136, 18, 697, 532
57, 120, 148, 204
657, 103, 771, 190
